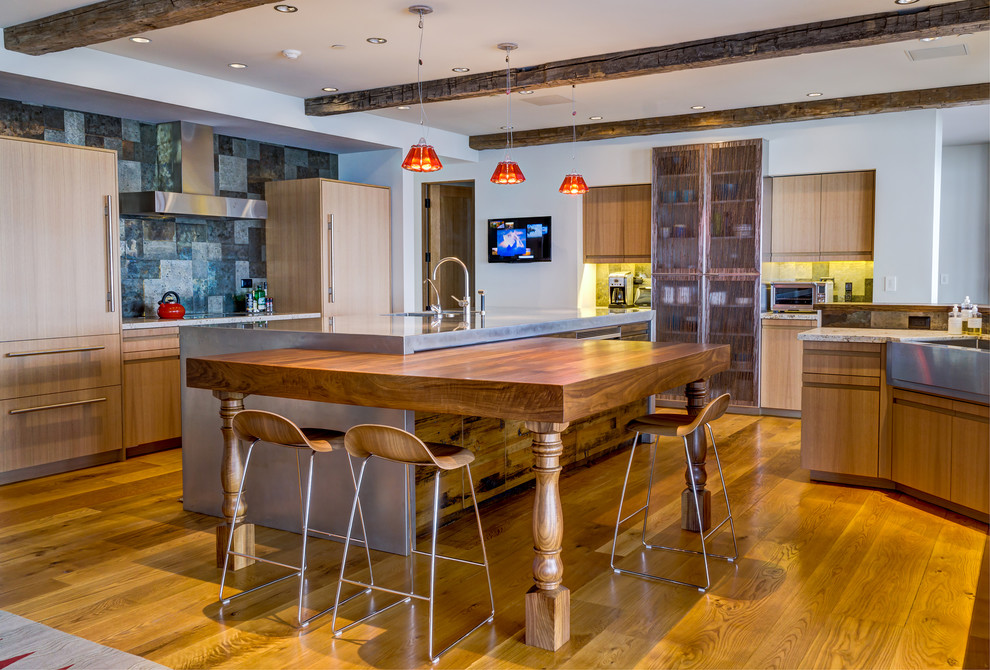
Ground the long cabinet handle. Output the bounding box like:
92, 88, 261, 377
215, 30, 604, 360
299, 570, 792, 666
327, 214, 335, 304
6, 345, 106, 358
105, 195, 115, 313
9, 397, 107, 415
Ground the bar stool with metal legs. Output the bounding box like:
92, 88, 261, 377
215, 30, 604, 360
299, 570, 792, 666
331, 424, 494, 664
219, 409, 373, 627
610, 393, 738, 592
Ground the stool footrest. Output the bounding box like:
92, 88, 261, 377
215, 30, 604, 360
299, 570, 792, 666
410, 547, 488, 568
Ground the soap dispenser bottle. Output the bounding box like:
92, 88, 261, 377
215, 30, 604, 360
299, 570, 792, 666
948, 304, 963, 335
967, 305, 982, 335
961, 296, 974, 320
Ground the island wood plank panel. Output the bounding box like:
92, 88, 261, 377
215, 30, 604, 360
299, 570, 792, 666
0, 418, 985, 669
186, 337, 729, 650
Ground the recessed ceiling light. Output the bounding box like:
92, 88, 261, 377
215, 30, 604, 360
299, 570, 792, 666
589, 115, 603, 120
330, 44, 346, 49
322, 87, 338, 92
452, 67, 470, 72
691, 105, 706, 110
274, 4, 297, 12
518, 90, 534, 95
366, 37, 387, 44
894, 0, 919, 4
228, 63, 247, 69
919, 36, 941, 42
500, 126, 514, 130
806, 92, 823, 97
397, 105, 411, 110
129, 36, 151, 44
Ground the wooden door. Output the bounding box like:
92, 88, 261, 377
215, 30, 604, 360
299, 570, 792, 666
424, 183, 474, 310
323, 180, 391, 317
801, 383, 880, 477
891, 394, 952, 500
707, 141, 763, 274
770, 174, 821, 259
820, 171, 875, 258
0, 138, 120, 341
621, 184, 651, 261
760, 319, 816, 411
264, 179, 324, 316
582, 186, 623, 261
950, 403, 989, 514
653, 145, 704, 273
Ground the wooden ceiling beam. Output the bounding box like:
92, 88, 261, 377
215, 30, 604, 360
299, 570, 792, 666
306, 0, 989, 116
467, 84, 990, 150
3, 0, 274, 56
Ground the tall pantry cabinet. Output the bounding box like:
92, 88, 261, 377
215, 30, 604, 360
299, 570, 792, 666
265, 178, 391, 318
0, 137, 122, 483
652, 139, 766, 406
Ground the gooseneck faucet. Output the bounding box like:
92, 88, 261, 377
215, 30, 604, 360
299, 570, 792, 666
424, 278, 443, 316
431, 256, 471, 321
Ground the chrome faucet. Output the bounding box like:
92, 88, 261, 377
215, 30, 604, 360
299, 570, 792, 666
424, 278, 443, 316
431, 256, 472, 321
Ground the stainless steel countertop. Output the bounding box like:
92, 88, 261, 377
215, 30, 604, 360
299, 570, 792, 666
122, 312, 319, 330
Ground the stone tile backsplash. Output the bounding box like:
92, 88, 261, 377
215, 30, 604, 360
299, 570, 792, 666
0, 97, 339, 317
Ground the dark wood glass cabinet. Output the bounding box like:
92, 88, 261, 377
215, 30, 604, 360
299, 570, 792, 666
652, 139, 766, 406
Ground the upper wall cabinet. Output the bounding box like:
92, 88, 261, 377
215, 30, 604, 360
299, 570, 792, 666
583, 184, 651, 263
769, 170, 875, 261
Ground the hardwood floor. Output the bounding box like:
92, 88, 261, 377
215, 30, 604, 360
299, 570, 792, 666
0, 414, 985, 669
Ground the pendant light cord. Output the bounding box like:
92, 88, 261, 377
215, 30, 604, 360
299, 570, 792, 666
570, 84, 576, 162
505, 50, 513, 159
416, 11, 429, 139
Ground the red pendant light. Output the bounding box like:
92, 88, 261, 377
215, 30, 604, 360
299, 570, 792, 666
491, 43, 525, 185
402, 140, 442, 172
558, 85, 588, 195
401, 6, 443, 173
559, 173, 588, 194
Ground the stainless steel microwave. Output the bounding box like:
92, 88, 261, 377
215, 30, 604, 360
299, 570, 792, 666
770, 281, 833, 312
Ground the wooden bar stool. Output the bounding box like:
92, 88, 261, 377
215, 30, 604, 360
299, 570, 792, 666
219, 409, 373, 627
331, 424, 494, 664
610, 393, 738, 592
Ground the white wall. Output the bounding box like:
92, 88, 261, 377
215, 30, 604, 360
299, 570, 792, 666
418, 109, 946, 309
938, 143, 990, 304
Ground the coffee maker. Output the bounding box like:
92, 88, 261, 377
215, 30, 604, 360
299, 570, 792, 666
608, 272, 634, 307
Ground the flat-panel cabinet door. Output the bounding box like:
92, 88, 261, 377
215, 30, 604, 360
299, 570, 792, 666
0, 139, 120, 341
892, 400, 952, 500
770, 174, 820, 258
582, 187, 624, 261
760, 319, 816, 411
951, 410, 989, 514
801, 384, 879, 477
322, 181, 391, 317
820, 171, 874, 257
621, 184, 651, 261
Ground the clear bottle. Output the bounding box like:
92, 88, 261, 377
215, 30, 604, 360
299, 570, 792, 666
966, 306, 982, 335
948, 304, 963, 335
246, 292, 254, 313
960, 296, 974, 321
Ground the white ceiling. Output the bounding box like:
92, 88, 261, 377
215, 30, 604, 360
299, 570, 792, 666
1, 0, 988, 142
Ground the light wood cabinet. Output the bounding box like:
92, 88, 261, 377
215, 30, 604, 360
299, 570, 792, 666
0, 137, 121, 342
0, 137, 122, 482
583, 184, 650, 262
265, 178, 391, 318
759, 318, 817, 411
122, 328, 181, 451
892, 388, 989, 515
769, 170, 874, 261
800, 342, 882, 477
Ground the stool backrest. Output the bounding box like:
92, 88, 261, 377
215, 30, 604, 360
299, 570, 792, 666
677, 393, 731, 436
344, 424, 443, 467
232, 409, 330, 452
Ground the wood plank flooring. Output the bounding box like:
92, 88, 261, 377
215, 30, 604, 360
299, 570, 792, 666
0, 414, 985, 669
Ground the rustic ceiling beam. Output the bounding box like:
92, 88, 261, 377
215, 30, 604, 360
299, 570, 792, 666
306, 0, 989, 116
467, 84, 990, 150
3, 0, 274, 56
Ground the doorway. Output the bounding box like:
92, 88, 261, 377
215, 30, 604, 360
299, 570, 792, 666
422, 181, 475, 311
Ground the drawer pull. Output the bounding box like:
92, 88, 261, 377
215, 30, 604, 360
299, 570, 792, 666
6, 345, 106, 358
9, 397, 107, 415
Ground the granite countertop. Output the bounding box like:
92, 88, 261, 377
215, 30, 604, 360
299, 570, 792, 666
181, 307, 655, 354
761, 312, 821, 322
797, 328, 976, 343
122, 312, 320, 330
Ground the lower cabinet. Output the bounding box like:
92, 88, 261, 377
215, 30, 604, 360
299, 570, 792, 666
759, 317, 817, 411
800, 341, 882, 477
892, 388, 989, 514
122, 328, 181, 452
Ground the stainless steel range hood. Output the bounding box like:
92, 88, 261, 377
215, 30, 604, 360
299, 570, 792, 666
119, 121, 267, 219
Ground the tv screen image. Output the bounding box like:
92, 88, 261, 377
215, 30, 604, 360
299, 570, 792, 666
488, 217, 551, 263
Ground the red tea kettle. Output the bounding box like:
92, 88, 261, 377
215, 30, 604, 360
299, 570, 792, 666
157, 291, 186, 319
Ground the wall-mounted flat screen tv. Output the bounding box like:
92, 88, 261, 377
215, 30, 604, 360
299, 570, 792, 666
488, 217, 551, 263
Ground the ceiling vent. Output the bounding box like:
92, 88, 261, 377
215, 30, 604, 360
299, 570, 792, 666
905, 44, 969, 61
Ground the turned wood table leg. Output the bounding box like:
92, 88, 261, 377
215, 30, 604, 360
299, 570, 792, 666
524, 421, 570, 651
682, 379, 711, 532
213, 390, 254, 570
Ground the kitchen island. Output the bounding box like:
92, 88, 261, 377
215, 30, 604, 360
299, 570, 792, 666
186, 322, 729, 650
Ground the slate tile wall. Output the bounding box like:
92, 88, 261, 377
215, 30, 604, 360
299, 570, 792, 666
0, 97, 339, 317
